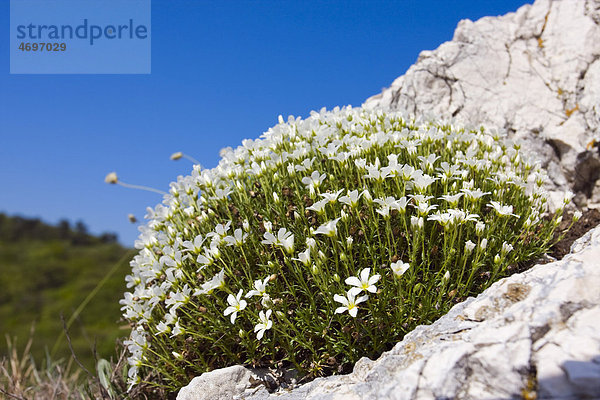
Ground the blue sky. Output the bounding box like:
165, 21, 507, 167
0, 0, 532, 246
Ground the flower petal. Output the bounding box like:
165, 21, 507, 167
360, 268, 371, 281
334, 294, 348, 305
368, 274, 381, 285
345, 277, 362, 287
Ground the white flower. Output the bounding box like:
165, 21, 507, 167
427, 212, 453, 227
302, 171, 327, 194
194, 269, 225, 296
339, 190, 362, 208
334, 290, 368, 317
376, 205, 391, 219
488, 201, 518, 217
412, 172, 437, 192
345, 268, 380, 296
440, 193, 464, 206
182, 234, 205, 253
413, 201, 438, 216
501, 242, 513, 254
447, 209, 479, 224
437, 162, 461, 180
307, 199, 328, 213
364, 163, 390, 180
354, 158, 367, 170
155, 321, 171, 335
418, 154, 440, 171
292, 249, 311, 266
207, 221, 231, 241
245, 277, 269, 298
320, 189, 344, 203
563, 190, 574, 205
461, 188, 490, 201
224, 228, 248, 247
390, 261, 410, 276
361, 189, 373, 202
314, 218, 341, 237
224, 289, 247, 324
573, 211, 582, 221
262, 227, 295, 253
165, 285, 192, 311
170, 320, 185, 337
196, 242, 221, 267
400, 164, 416, 181
254, 309, 273, 340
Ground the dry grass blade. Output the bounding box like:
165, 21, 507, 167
0, 333, 88, 400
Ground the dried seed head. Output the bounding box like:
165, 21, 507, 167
104, 172, 118, 184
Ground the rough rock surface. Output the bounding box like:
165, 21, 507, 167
178, 227, 600, 400
176, 365, 254, 400
364, 0, 600, 209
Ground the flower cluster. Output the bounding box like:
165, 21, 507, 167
120, 107, 570, 391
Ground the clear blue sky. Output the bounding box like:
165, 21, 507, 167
0, 0, 532, 246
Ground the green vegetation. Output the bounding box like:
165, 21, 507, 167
0, 213, 133, 372
121, 108, 574, 392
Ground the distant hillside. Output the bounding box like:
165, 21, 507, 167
0, 213, 134, 369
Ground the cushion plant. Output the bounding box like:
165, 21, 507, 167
120, 107, 573, 392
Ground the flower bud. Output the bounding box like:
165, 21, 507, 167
442, 271, 450, 281
465, 240, 475, 254
475, 221, 485, 235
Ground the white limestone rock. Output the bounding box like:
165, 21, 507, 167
364, 0, 600, 210
176, 365, 255, 400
